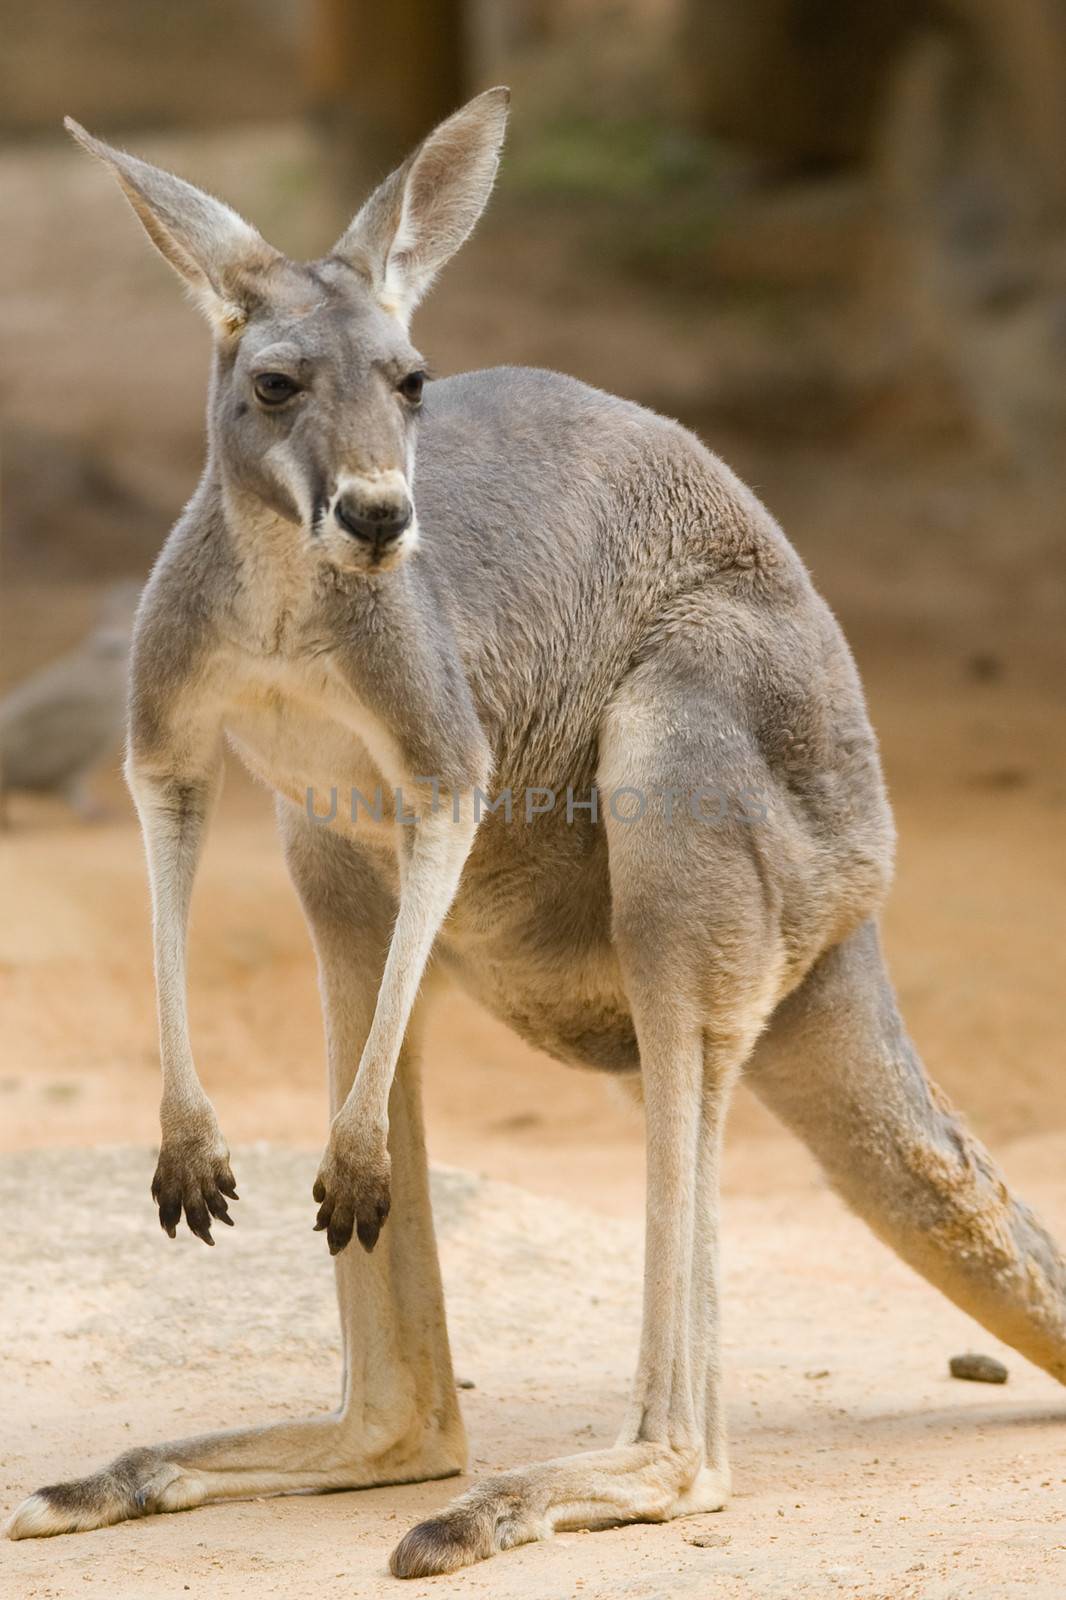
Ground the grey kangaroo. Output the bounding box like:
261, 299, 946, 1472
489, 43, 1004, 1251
7, 91, 1064, 1577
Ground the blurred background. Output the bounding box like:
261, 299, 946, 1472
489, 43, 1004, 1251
2, 0, 1064, 1205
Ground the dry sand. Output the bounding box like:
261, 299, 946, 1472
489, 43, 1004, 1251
3, 1142, 1065, 1600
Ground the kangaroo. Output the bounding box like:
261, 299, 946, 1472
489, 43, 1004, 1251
6, 90, 1065, 1577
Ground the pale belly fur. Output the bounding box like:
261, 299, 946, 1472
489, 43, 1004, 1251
222, 659, 639, 1074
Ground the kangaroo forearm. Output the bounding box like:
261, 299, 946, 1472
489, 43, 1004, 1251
126, 754, 236, 1243
313, 808, 476, 1255
153, 917, 200, 1109
341, 809, 476, 1129
128, 762, 221, 1104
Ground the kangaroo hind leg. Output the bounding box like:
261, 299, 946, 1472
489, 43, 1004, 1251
390, 673, 784, 1577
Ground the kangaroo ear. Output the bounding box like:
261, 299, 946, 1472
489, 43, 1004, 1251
64, 117, 279, 334
332, 87, 509, 326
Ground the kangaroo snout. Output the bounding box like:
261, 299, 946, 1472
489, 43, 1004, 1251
334, 491, 412, 547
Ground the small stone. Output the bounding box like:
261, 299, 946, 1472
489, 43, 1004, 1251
949, 1352, 1008, 1384
804, 1369, 830, 1380
688, 1531, 731, 1549
966, 651, 1004, 683
456, 1377, 476, 1390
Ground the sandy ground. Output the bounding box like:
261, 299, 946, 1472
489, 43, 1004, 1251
2, 1143, 1065, 1600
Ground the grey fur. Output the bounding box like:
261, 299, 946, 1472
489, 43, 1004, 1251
6, 91, 1064, 1573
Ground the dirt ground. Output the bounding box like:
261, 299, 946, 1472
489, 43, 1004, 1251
3, 119, 1066, 1598
3, 1141, 1065, 1600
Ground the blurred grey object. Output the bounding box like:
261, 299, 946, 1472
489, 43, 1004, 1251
0, 581, 139, 821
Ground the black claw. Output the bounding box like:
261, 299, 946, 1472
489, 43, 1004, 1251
312, 1179, 326, 1204
205, 1190, 231, 1224
185, 1202, 214, 1245
356, 1217, 382, 1252
327, 1215, 353, 1255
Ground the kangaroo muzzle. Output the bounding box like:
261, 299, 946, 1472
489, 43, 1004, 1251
333, 482, 413, 551
334, 492, 412, 550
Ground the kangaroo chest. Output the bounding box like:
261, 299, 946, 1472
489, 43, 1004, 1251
222, 652, 406, 843
220, 648, 638, 1074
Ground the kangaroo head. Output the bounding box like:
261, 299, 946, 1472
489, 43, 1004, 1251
66, 89, 509, 575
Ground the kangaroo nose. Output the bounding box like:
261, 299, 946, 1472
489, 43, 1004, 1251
334, 493, 412, 546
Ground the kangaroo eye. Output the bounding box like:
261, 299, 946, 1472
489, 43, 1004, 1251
398, 370, 425, 405
253, 372, 299, 406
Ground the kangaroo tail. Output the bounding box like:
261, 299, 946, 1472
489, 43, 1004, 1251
746, 920, 1066, 1383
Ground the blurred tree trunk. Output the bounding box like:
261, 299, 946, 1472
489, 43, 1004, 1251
876, 2, 1066, 463
310, 0, 467, 209
676, 0, 1066, 463
678, 0, 921, 171
943, 0, 1066, 222
678, 0, 1066, 198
